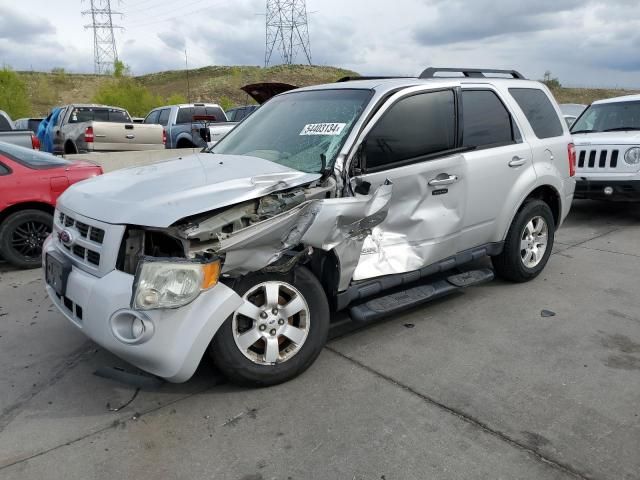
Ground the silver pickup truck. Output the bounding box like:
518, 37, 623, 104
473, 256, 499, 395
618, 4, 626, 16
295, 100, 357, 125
0, 110, 39, 149
49, 104, 165, 154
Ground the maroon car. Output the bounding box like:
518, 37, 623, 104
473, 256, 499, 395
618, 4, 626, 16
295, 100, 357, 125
0, 142, 103, 268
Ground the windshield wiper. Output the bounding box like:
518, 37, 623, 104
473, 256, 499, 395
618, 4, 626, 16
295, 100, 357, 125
570, 129, 597, 134
602, 127, 640, 132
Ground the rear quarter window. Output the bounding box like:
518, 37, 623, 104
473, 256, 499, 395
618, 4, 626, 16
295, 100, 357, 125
509, 88, 564, 139
462, 90, 515, 148
0, 115, 12, 131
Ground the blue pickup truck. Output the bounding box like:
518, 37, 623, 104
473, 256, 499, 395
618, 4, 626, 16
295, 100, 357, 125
143, 103, 237, 149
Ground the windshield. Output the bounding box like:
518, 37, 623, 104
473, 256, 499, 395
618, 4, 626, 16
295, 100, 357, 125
210, 89, 372, 173
68, 107, 132, 124
0, 141, 71, 169
571, 101, 640, 133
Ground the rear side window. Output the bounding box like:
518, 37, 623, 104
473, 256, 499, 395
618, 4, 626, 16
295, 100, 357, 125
158, 109, 170, 126
0, 162, 10, 175
145, 110, 160, 124
462, 90, 515, 148
365, 90, 456, 170
0, 115, 12, 131
509, 88, 563, 139
0, 142, 70, 169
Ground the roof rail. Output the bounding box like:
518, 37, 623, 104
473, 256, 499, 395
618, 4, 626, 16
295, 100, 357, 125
336, 76, 412, 82
419, 67, 526, 80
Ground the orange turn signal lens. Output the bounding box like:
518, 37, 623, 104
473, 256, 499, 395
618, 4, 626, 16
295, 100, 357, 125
201, 261, 221, 290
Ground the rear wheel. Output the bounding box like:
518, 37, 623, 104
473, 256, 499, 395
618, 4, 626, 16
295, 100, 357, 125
210, 267, 329, 387
0, 209, 53, 269
492, 200, 555, 283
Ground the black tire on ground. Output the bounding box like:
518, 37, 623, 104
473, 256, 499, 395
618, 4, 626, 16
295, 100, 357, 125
64, 142, 77, 155
210, 266, 330, 387
492, 199, 555, 283
0, 209, 53, 269
177, 140, 194, 149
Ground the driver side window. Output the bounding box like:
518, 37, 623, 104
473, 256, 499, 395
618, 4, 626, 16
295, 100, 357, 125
364, 90, 456, 171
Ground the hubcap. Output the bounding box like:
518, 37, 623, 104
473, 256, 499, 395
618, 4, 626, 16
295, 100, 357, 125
520, 216, 548, 268
10, 220, 51, 259
232, 281, 310, 365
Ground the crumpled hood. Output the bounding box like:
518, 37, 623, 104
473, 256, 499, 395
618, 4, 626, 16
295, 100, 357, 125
58, 153, 321, 227
573, 131, 640, 146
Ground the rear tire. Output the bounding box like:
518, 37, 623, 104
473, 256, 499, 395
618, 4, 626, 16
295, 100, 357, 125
210, 266, 330, 387
0, 209, 53, 269
492, 200, 555, 283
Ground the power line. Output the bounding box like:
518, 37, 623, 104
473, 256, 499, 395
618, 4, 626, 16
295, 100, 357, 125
265, 0, 312, 67
82, 0, 123, 74
125, 0, 225, 28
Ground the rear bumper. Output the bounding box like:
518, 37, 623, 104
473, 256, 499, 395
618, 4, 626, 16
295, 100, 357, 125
574, 179, 640, 201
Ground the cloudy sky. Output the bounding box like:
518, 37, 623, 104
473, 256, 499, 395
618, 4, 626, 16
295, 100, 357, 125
1, 0, 639, 88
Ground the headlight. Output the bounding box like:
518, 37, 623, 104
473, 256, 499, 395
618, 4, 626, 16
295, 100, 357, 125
132, 258, 221, 310
624, 147, 640, 165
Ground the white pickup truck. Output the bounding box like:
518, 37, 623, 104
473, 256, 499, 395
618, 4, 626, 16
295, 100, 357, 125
571, 95, 640, 201
50, 104, 165, 155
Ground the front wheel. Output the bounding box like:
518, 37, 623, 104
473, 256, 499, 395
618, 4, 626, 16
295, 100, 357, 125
210, 267, 330, 387
0, 209, 53, 269
492, 200, 555, 283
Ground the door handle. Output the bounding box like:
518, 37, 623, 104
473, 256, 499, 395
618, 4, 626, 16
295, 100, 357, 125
428, 174, 458, 186
509, 156, 527, 167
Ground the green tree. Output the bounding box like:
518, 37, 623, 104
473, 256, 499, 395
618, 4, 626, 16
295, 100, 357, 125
218, 95, 234, 111
113, 60, 130, 78
0, 67, 31, 119
166, 93, 188, 105
542, 70, 562, 89
93, 77, 164, 117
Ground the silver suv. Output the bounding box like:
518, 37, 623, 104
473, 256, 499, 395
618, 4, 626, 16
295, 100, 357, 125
43, 67, 576, 386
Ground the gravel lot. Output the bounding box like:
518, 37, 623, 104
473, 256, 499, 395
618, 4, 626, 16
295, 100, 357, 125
0, 200, 638, 480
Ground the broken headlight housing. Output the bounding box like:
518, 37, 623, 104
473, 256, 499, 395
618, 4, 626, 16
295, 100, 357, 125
132, 258, 221, 310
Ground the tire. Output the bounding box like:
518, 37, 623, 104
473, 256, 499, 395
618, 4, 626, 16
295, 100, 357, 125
210, 266, 330, 387
177, 140, 194, 149
492, 200, 555, 283
0, 209, 53, 269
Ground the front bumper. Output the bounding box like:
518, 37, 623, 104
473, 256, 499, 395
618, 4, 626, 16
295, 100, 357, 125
43, 237, 243, 382
574, 179, 640, 201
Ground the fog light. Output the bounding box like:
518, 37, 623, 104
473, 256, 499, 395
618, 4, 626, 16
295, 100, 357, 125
604, 186, 614, 196
131, 317, 145, 339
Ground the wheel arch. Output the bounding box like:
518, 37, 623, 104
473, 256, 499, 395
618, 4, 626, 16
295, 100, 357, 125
64, 140, 78, 155
0, 202, 55, 225
504, 184, 561, 239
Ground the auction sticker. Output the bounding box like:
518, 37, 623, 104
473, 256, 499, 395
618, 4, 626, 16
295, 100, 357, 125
300, 123, 346, 136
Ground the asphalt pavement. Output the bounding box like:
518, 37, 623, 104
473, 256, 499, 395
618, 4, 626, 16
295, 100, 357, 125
0, 200, 638, 480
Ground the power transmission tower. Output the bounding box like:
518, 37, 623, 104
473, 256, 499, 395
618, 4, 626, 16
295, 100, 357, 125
265, 0, 312, 67
82, 0, 123, 74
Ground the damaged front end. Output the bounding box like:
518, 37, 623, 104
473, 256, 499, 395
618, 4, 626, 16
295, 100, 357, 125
118, 177, 393, 294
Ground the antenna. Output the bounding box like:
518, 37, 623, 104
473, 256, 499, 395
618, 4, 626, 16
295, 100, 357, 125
265, 0, 312, 67
82, 0, 123, 74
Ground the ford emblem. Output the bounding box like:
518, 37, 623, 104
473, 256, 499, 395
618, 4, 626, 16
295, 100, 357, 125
58, 229, 74, 246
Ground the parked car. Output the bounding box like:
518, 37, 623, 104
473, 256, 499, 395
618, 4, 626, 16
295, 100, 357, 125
14, 117, 44, 134
0, 142, 102, 268
226, 83, 297, 122
571, 95, 640, 201
43, 104, 165, 155
0, 110, 41, 150
144, 103, 234, 149
44, 67, 575, 387
560, 104, 586, 128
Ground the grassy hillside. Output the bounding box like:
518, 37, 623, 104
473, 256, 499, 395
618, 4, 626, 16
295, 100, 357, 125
14, 65, 640, 117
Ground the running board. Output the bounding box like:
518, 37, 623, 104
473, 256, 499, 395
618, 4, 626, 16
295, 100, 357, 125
348, 268, 494, 324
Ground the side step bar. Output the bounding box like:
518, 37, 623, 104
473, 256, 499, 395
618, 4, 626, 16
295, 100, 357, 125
348, 268, 494, 324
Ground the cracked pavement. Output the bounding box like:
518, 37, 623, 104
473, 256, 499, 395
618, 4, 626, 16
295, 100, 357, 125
0, 200, 638, 480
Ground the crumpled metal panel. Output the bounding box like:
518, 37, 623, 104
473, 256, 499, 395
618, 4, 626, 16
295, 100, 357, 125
219, 182, 393, 276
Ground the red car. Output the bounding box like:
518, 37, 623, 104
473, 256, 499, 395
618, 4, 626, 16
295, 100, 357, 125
0, 142, 103, 268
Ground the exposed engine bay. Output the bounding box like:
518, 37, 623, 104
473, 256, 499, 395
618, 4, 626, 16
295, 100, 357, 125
118, 176, 393, 289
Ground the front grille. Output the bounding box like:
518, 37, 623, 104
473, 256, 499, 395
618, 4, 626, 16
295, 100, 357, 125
577, 148, 620, 170
59, 212, 105, 245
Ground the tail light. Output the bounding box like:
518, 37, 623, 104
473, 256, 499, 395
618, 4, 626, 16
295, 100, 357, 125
162, 128, 167, 146
568, 143, 576, 177
84, 126, 94, 143
31, 134, 40, 150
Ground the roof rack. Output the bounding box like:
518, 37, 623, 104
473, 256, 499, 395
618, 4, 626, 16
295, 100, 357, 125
419, 67, 526, 80
336, 76, 412, 83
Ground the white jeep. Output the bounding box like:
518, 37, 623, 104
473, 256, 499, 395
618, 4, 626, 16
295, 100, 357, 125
43, 67, 575, 386
571, 94, 640, 201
